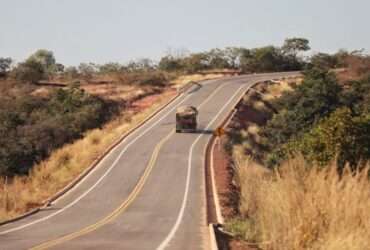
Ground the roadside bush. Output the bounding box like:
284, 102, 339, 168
117, 71, 169, 87
158, 56, 184, 72
13, 58, 45, 83
262, 69, 342, 156
0, 86, 116, 176
285, 108, 370, 168
0, 57, 12, 77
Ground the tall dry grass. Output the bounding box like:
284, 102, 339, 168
233, 154, 370, 250
0, 91, 175, 222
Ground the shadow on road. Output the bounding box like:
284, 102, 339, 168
176, 129, 214, 135
187, 82, 202, 94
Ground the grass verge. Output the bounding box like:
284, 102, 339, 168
0, 90, 175, 222
0, 72, 225, 222
232, 155, 370, 250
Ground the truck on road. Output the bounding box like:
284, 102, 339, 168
176, 106, 198, 133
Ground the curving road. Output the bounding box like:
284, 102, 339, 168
0, 73, 299, 250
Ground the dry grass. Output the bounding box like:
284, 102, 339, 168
170, 73, 224, 88
261, 78, 301, 101
233, 155, 370, 250
0, 90, 175, 222
0, 73, 226, 222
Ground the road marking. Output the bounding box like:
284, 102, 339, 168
0, 91, 193, 235
210, 137, 224, 224
157, 83, 248, 250
31, 130, 175, 250
27, 80, 230, 249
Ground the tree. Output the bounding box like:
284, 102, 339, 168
207, 49, 231, 69
309, 53, 338, 70
64, 66, 79, 80
223, 47, 243, 69
78, 63, 97, 79
13, 58, 45, 83
282, 38, 310, 57
240, 46, 283, 73
262, 69, 342, 165
295, 108, 370, 168
0, 57, 12, 77
158, 56, 183, 72
126, 58, 156, 72
55, 63, 65, 73
99, 62, 123, 74
183, 53, 209, 73
28, 49, 57, 75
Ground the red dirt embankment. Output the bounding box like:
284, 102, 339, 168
212, 78, 301, 250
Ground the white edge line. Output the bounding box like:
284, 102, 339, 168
210, 137, 224, 224
52, 78, 222, 205
0, 77, 229, 235
209, 224, 218, 250
0, 92, 193, 235
157, 83, 248, 250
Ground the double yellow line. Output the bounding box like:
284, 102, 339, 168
32, 80, 228, 250
31, 131, 175, 250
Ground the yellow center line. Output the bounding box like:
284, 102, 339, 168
30, 81, 229, 250
31, 130, 175, 250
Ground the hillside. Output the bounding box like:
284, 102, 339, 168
213, 53, 370, 250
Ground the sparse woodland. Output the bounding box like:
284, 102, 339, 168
225, 51, 370, 249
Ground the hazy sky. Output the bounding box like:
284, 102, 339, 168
1, 0, 369, 66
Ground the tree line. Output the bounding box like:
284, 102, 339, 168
0, 38, 312, 84
262, 53, 370, 170
1, 37, 367, 177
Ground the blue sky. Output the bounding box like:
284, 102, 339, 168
1, 0, 369, 66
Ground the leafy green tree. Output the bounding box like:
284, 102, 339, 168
28, 49, 57, 75
309, 53, 338, 70
158, 56, 183, 72
294, 108, 370, 168
126, 58, 156, 72
282, 38, 310, 57
55, 63, 65, 73
207, 49, 231, 69
78, 63, 97, 79
0, 85, 115, 176
0, 57, 12, 77
183, 53, 209, 73
98, 62, 123, 74
240, 46, 284, 72
223, 47, 244, 69
263, 69, 342, 161
13, 58, 45, 83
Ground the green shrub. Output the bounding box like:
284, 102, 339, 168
13, 58, 45, 83
291, 108, 370, 168
0, 86, 117, 176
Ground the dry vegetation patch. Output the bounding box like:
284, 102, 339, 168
232, 156, 370, 250
0, 90, 175, 221
0, 73, 224, 222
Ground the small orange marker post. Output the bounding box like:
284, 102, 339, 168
214, 127, 225, 137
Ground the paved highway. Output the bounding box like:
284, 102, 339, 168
0, 73, 298, 250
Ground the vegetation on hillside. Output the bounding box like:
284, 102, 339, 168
159, 38, 309, 73
224, 52, 370, 249
262, 54, 370, 168
227, 156, 370, 250
0, 86, 117, 176
0, 91, 175, 221
0, 37, 311, 178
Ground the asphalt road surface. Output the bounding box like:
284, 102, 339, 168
0, 73, 299, 250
